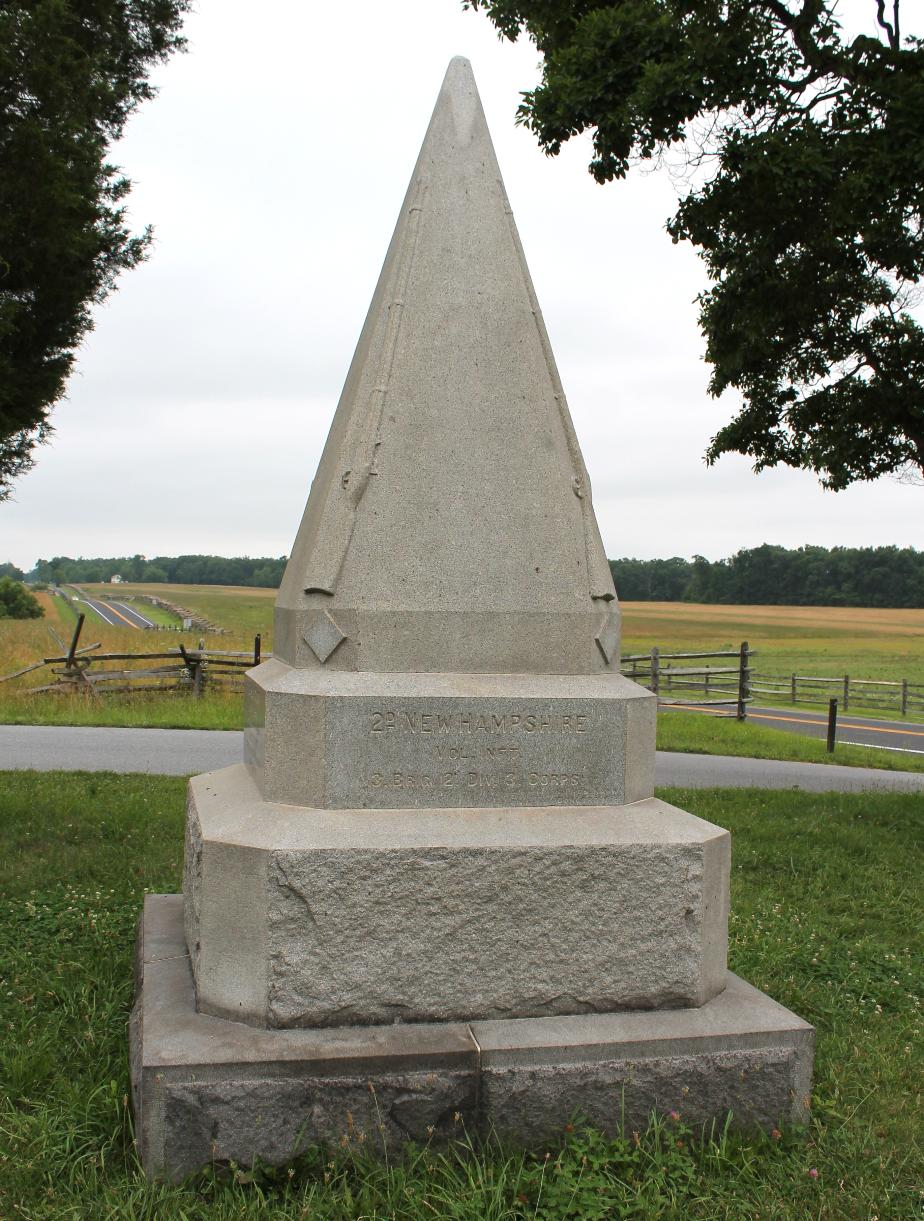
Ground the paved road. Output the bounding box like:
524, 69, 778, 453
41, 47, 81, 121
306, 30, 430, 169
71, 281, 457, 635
746, 704, 924, 756
2, 725, 922, 793
69, 594, 154, 630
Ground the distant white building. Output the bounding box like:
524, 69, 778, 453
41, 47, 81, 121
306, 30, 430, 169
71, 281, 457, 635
110, 575, 123, 584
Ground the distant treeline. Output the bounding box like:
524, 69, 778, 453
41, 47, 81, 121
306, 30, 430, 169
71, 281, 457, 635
610, 545, 924, 608
27, 554, 288, 588
10, 545, 923, 607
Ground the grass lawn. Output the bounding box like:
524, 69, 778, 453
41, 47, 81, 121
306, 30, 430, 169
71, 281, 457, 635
657, 708, 924, 773
0, 689, 245, 730
0, 773, 920, 1217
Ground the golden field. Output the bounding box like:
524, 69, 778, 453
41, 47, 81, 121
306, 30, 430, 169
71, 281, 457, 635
620, 600, 924, 683
1, 587, 922, 728
0, 588, 249, 728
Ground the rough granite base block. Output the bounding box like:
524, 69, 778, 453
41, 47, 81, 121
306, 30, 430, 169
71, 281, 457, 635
131, 895, 479, 1182
184, 765, 730, 1028
132, 895, 814, 1182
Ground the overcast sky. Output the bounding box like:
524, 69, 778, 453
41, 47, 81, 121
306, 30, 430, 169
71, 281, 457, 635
4, 0, 921, 572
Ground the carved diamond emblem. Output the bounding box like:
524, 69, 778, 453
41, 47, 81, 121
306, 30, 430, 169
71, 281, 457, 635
595, 616, 619, 665
303, 611, 346, 664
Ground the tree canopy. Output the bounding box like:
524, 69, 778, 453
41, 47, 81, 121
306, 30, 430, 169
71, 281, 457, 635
0, 576, 43, 619
0, 0, 191, 499
467, 0, 924, 489
609, 544, 924, 606
19, 547, 923, 607
29, 553, 288, 589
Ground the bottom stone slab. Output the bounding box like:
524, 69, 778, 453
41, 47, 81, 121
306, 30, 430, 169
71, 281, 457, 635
131, 895, 814, 1181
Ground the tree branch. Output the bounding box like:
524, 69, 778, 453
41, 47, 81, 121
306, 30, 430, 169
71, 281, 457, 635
875, 0, 899, 50
755, 0, 839, 73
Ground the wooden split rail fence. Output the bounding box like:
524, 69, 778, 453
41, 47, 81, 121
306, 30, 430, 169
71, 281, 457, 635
6, 623, 920, 718
1, 614, 265, 697
620, 645, 923, 719
620, 644, 752, 719
749, 671, 924, 717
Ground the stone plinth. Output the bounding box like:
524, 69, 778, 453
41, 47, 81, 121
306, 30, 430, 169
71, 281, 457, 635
134, 896, 814, 1181
184, 765, 729, 1029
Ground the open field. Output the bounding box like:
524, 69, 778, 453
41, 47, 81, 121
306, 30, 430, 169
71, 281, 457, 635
31, 589, 924, 683
623, 601, 924, 723
2, 591, 923, 753
0, 590, 248, 729
621, 600, 924, 685
0, 772, 920, 1217
78, 582, 276, 642
74, 591, 924, 687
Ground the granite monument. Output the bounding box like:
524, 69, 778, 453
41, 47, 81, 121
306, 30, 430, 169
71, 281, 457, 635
130, 57, 814, 1181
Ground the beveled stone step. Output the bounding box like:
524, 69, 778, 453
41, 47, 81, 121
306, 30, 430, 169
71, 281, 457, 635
133, 895, 813, 1181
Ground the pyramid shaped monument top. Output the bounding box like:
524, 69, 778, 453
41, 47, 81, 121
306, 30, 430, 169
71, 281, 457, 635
275, 57, 618, 674
135, 65, 811, 1187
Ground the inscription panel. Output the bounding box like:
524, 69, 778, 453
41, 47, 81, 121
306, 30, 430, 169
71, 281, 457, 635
324, 697, 627, 809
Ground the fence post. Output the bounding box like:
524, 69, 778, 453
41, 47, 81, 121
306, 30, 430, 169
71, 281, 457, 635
843, 674, 849, 712
826, 698, 838, 753
650, 648, 660, 698
66, 613, 85, 670
737, 641, 750, 721
902, 679, 908, 716
254, 634, 262, 666
179, 643, 204, 698
791, 673, 796, 704
704, 669, 710, 696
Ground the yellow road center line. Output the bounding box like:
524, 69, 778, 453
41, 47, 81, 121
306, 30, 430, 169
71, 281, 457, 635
99, 600, 139, 629
750, 711, 924, 739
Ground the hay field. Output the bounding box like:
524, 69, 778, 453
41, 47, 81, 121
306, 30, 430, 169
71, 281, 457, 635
76, 589, 924, 682
0, 588, 249, 728
620, 600, 924, 685
0, 589, 85, 678
2, 588, 922, 729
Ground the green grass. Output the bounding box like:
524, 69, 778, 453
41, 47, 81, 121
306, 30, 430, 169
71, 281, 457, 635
66, 585, 185, 630
80, 582, 275, 641
657, 708, 924, 772
0, 689, 244, 729
119, 597, 183, 628
50, 590, 82, 626
1, 773, 920, 1217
